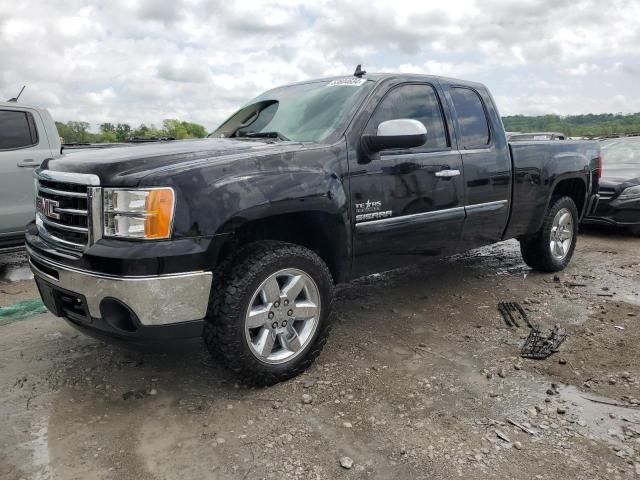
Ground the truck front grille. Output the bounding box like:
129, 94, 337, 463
35, 170, 101, 251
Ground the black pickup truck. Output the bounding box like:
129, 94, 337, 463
26, 72, 600, 384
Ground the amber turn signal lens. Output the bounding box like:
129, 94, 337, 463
144, 188, 175, 239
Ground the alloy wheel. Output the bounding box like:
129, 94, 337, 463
244, 268, 321, 364
550, 207, 574, 260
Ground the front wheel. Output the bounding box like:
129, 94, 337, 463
520, 196, 579, 272
204, 241, 334, 385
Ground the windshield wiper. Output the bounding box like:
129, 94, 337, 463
242, 131, 290, 141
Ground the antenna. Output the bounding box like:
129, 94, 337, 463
8, 86, 25, 102
353, 64, 366, 78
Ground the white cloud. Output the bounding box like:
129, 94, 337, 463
566, 63, 601, 76
83, 88, 116, 106
0, 0, 639, 130
495, 93, 640, 116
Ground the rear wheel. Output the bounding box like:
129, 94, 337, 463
520, 196, 579, 272
630, 225, 640, 236
204, 241, 334, 385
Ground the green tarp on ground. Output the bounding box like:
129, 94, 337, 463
0, 299, 47, 325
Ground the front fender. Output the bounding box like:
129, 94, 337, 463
213, 167, 349, 231
208, 166, 352, 281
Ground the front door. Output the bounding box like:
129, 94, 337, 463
350, 82, 465, 276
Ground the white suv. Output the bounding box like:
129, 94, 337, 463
0, 102, 61, 252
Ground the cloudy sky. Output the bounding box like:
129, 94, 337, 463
1, 0, 639, 131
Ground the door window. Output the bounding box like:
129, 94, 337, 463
367, 84, 449, 151
450, 87, 490, 148
0, 110, 39, 150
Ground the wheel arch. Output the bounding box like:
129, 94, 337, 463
213, 207, 350, 283
519, 195, 580, 272
548, 175, 588, 219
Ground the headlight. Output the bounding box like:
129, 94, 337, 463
103, 188, 175, 239
619, 185, 640, 200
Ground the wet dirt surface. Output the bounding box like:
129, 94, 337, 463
1, 228, 639, 480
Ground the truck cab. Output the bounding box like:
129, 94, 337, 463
346, 76, 513, 275
0, 102, 61, 252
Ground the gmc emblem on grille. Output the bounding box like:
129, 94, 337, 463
36, 196, 60, 219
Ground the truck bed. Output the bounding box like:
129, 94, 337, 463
505, 140, 600, 239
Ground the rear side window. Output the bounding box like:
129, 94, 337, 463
367, 84, 449, 151
0, 110, 39, 150
450, 87, 490, 148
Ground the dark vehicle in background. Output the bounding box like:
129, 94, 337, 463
509, 132, 566, 141
584, 136, 640, 235
26, 72, 600, 384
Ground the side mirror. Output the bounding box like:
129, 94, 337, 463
362, 119, 427, 153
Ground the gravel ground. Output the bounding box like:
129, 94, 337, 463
1, 227, 639, 480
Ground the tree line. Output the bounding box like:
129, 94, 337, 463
502, 112, 640, 137
55, 112, 640, 144
55, 119, 208, 144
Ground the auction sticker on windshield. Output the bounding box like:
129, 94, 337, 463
327, 78, 367, 87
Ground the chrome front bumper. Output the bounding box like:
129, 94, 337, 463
28, 249, 212, 326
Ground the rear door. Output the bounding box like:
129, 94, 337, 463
0, 108, 50, 236
447, 86, 511, 248
351, 82, 466, 276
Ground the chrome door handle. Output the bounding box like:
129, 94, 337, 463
17, 159, 39, 168
435, 169, 461, 178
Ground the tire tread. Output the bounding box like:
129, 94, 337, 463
203, 241, 334, 386
520, 196, 579, 272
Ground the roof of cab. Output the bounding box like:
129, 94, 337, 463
271, 72, 486, 90
0, 101, 47, 111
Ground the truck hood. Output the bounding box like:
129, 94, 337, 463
43, 138, 312, 186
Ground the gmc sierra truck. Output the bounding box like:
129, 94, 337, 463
0, 101, 61, 252
26, 73, 600, 385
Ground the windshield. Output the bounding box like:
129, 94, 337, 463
601, 138, 640, 165
211, 78, 375, 143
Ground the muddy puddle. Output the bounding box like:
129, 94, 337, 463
0, 252, 32, 283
